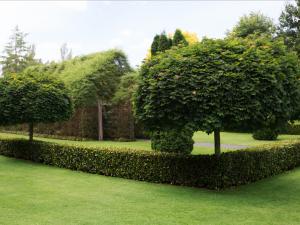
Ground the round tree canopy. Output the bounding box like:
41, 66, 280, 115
135, 36, 300, 134
0, 70, 73, 126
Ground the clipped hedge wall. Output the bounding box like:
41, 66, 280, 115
1, 139, 300, 189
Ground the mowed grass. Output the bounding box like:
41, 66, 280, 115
1, 131, 300, 155
193, 131, 300, 146
1, 155, 300, 225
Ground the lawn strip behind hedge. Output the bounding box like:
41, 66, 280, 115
1, 139, 300, 189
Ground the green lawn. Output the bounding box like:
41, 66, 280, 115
1, 131, 300, 155
1, 155, 300, 225
193, 131, 300, 146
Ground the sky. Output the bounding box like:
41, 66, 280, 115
0, 1, 290, 68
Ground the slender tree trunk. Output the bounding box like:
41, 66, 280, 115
214, 129, 221, 156
128, 101, 135, 140
98, 99, 103, 141
29, 123, 34, 142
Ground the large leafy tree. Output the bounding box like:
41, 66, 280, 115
0, 26, 39, 76
0, 71, 73, 141
135, 37, 300, 155
228, 12, 276, 38
278, 0, 300, 56
27, 50, 131, 140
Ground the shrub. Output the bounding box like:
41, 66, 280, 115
1, 138, 300, 189
253, 128, 278, 140
150, 128, 194, 154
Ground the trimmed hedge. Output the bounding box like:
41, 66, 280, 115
151, 128, 194, 154
1, 139, 300, 189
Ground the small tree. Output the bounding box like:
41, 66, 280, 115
0, 26, 39, 76
0, 70, 73, 141
135, 37, 300, 155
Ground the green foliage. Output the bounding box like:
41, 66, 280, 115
151, 35, 160, 56
135, 36, 300, 152
0, 26, 40, 76
0, 71, 73, 126
228, 12, 276, 38
158, 32, 172, 52
278, 0, 300, 56
173, 29, 188, 46
1, 138, 300, 189
150, 127, 194, 154
150, 30, 180, 56
253, 128, 278, 140
112, 71, 139, 104
25, 49, 131, 108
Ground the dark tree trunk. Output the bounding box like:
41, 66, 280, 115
98, 99, 103, 141
214, 129, 221, 156
29, 123, 34, 142
128, 101, 135, 140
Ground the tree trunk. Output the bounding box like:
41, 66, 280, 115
29, 123, 34, 142
214, 129, 221, 156
97, 100, 103, 141
128, 101, 135, 140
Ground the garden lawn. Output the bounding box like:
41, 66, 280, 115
0, 131, 300, 155
1, 155, 300, 225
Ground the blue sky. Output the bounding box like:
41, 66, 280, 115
0, 1, 289, 67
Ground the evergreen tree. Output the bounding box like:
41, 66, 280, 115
173, 29, 188, 46
0, 26, 38, 76
150, 35, 160, 56
278, 0, 300, 56
158, 31, 172, 52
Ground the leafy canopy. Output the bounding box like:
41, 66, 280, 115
228, 12, 276, 38
0, 71, 73, 126
24, 49, 131, 107
135, 36, 300, 135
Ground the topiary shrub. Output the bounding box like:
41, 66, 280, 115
253, 128, 278, 140
150, 128, 194, 154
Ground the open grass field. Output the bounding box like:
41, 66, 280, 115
1, 155, 300, 225
0, 131, 300, 155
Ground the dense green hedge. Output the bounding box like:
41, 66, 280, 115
1, 139, 300, 189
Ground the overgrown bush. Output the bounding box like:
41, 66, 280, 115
150, 128, 194, 154
253, 128, 278, 140
1, 138, 300, 189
